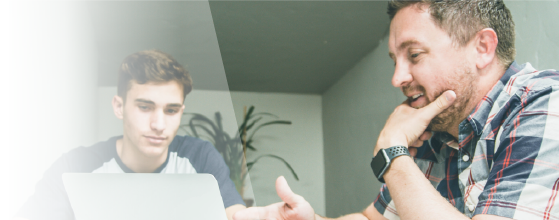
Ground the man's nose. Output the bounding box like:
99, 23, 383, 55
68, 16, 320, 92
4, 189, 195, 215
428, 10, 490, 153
391, 62, 413, 88
150, 111, 166, 132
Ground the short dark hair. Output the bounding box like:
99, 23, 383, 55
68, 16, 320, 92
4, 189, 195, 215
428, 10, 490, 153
117, 49, 193, 101
387, 0, 515, 69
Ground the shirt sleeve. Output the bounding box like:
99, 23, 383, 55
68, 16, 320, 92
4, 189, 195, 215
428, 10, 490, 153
15, 154, 75, 220
373, 184, 402, 219
474, 85, 559, 219
196, 141, 245, 208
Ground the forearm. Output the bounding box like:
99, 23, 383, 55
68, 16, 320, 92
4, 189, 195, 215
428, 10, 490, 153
383, 156, 469, 220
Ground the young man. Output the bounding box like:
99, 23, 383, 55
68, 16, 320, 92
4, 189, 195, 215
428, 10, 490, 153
15, 50, 246, 220
234, 1, 559, 220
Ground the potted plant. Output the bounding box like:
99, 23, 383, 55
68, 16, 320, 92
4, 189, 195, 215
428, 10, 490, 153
180, 106, 298, 205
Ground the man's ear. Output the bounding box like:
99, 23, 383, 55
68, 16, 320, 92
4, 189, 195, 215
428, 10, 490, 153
475, 28, 498, 70
112, 95, 124, 120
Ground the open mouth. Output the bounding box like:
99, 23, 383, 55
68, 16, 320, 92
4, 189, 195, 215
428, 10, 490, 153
409, 93, 425, 108
411, 93, 424, 102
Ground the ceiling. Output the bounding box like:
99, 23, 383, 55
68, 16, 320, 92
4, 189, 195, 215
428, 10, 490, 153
90, 1, 390, 94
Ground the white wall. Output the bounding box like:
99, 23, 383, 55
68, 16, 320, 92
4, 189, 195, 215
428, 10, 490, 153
322, 35, 401, 217
97, 88, 326, 215
506, 0, 559, 71
3, 2, 98, 218
321, 0, 559, 217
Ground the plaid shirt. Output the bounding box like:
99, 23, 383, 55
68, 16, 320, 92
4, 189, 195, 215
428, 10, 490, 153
374, 62, 559, 219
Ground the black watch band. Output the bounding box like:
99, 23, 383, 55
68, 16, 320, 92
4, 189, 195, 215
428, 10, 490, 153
370, 146, 410, 183
385, 146, 410, 161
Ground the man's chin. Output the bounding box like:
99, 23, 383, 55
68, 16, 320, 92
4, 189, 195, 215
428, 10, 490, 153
140, 145, 168, 158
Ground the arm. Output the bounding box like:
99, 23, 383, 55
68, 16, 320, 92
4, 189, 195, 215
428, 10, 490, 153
232, 92, 459, 220
234, 176, 387, 220
374, 90, 512, 220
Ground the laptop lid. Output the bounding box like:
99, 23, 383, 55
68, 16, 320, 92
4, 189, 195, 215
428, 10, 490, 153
62, 173, 228, 220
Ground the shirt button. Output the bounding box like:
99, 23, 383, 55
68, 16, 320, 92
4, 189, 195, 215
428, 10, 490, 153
462, 154, 470, 162
468, 204, 475, 212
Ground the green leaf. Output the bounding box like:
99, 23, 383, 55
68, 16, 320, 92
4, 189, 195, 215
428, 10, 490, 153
246, 162, 255, 170
245, 106, 255, 119
245, 117, 263, 132
245, 141, 256, 151
248, 120, 292, 141
237, 106, 256, 134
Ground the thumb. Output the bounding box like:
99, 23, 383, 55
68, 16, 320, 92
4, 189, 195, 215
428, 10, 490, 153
421, 90, 456, 119
276, 176, 301, 206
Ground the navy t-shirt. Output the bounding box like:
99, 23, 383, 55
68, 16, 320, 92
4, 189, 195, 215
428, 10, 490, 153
16, 135, 244, 220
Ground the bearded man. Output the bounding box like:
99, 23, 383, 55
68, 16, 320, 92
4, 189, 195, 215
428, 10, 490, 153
234, 0, 559, 219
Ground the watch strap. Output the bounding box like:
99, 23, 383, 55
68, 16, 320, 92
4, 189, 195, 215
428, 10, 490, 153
385, 145, 410, 161
373, 146, 410, 183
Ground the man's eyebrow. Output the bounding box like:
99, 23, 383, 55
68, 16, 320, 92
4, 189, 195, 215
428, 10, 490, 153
398, 40, 420, 51
134, 99, 155, 105
388, 40, 420, 59
166, 103, 183, 108
134, 99, 182, 107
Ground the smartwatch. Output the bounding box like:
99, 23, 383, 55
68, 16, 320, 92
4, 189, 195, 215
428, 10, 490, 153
370, 146, 410, 183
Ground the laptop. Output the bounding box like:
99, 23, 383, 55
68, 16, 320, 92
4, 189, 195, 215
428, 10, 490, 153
62, 173, 228, 220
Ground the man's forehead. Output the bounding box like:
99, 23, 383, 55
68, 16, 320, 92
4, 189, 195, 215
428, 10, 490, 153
388, 5, 435, 55
127, 81, 185, 105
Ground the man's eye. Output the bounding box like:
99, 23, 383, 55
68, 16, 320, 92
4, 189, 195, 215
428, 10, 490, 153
166, 109, 179, 114
411, 53, 420, 58
139, 105, 150, 111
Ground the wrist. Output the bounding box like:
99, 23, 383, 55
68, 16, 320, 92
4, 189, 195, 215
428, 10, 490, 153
376, 133, 408, 153
371, 146, 411, 183
383, 155, 415, 182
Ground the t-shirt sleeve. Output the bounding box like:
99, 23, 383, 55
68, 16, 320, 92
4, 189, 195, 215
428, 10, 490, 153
15, 154, 75, 220
196, 141, 245, 208
474, 86, 559, 219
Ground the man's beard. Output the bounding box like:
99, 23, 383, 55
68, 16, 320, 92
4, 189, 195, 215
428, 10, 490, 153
404, 65, 477, 133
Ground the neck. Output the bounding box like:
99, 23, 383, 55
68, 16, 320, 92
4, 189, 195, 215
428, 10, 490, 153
446, 63, 507, 140
116, 137, 168, 173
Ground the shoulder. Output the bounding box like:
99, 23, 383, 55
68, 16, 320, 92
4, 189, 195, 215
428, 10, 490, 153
491, 63, 559, 123
167, 135, 226, 173
61, 136, 119, 173
169, 135, 217, 158
505, 63, 559, 97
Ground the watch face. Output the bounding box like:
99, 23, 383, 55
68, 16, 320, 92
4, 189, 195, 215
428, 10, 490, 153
372, 151, 388, 177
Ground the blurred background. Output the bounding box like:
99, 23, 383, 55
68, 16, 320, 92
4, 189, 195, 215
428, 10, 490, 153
3, 0, 559, 218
